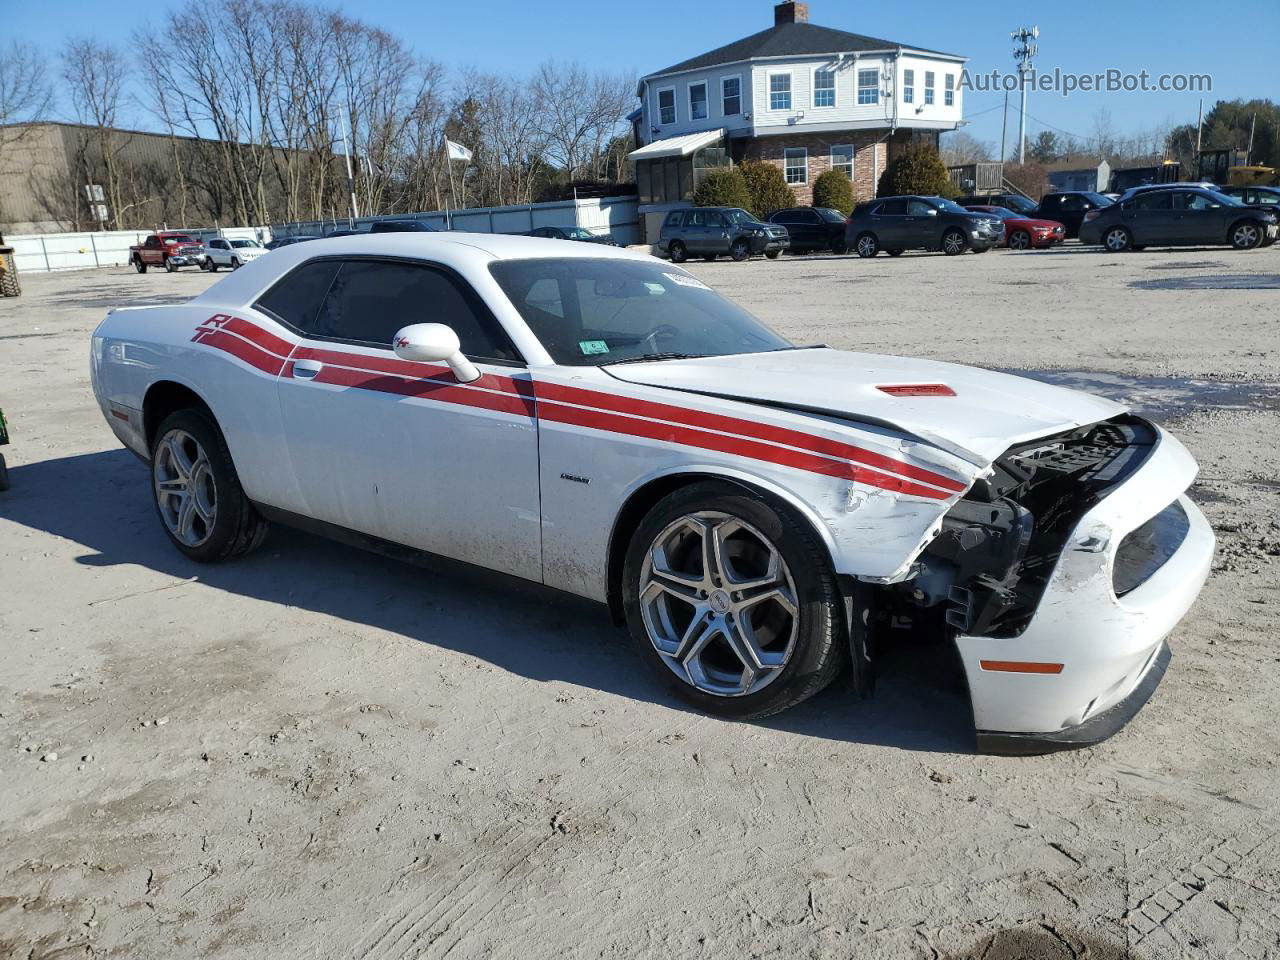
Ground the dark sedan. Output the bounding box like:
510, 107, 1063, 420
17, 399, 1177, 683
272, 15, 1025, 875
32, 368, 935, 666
1080, 186, 1278, 251
526, 225, 617, 245
845, 195, 1001, 257
265, 235, 319, 250
767, 207, 849, 253
1215, 184, 1280, 218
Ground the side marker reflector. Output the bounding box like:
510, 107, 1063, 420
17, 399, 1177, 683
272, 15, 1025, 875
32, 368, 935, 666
979, 660, 1064, 675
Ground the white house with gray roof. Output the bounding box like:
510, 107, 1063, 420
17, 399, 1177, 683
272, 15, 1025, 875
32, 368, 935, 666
628, 1, 967, 237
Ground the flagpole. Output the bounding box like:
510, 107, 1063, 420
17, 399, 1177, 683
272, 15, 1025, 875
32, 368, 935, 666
340, 111, 360, 225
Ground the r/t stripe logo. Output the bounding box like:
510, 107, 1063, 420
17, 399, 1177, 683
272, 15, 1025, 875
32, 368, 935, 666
192, 313, 235, 342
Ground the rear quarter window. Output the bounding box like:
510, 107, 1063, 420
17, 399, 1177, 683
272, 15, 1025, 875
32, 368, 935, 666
254, 260, 341, 332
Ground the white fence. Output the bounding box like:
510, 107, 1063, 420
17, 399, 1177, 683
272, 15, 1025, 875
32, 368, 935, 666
6, 195, 640, 275
275, 196, 640, 245
6, 226, 269, 274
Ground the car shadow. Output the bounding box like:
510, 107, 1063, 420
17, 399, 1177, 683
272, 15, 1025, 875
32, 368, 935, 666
3, 449, 976, 755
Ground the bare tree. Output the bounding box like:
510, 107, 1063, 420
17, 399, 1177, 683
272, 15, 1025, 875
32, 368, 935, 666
0, 41, 53, 127
532, 62, 636, 183
939, 131, 992, 165
62, 38, 134, 228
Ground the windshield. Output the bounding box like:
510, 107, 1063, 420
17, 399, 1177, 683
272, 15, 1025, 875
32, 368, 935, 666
1004, 196, 1038, 213
563, 227, 594, 239
164, 236, 196, 244
1206, 190, 1244, 206
489, 258, 791, 367
230, 239, 263, 248
1083, 192, 1113, 207
934, 198, 969, 214
722, 208, 756, 226
815, 207, 847, 223
971, 206, 1015, 219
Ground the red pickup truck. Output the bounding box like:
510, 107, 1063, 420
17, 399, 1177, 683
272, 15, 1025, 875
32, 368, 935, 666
129, 232, 205, 273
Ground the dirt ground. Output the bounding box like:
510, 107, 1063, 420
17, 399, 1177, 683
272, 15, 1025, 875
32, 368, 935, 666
2, 243, 1278, 959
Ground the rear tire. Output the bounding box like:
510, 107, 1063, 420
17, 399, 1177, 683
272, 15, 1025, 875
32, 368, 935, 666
668, 241, 687, 264
830, 238, 848, 255
0, 454, 9, 492
621, 481, 846, 720
702, 253, 717, 262
886, 248, 904, 257
150, 409, 268, 563
855, 233, 879, 258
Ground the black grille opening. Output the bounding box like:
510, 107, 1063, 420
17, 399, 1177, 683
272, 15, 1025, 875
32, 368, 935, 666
1113, 500, 1190, 597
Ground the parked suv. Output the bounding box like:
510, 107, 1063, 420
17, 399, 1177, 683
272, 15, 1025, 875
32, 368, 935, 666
1080, 186, 1278, 251
767, 207, 848, 253
658, 207, 789, 262
201, 237, 267, 271
846, 196, 1001, 257
1033, 191, 1112, 238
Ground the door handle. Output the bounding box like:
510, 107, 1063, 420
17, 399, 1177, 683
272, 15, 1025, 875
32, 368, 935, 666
292, 359, 323, 379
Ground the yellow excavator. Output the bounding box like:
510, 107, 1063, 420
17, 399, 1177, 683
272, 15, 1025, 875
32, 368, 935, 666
1226, 165, 1280, 187
0, 231, 18, 297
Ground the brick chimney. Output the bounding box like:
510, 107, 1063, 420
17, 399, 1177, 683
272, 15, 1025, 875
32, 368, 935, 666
774, 1, 808, 25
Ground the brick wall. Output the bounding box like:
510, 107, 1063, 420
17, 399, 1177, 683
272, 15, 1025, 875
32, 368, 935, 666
743, 131, 888, 204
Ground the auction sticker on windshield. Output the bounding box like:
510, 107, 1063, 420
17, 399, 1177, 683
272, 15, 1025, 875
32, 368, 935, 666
578, 339, 610, 355
664, 272, 710, 291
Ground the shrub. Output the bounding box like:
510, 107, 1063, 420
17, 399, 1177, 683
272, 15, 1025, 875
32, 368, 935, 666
739, 160, 796, 218
692, 167, 753, 211
877, 143, 957, 198
811, 170, 855, 214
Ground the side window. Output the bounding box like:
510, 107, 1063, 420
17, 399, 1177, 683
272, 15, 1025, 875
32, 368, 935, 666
1177, 193, 1215, 211
1039, 195, 1060, 213
1133, 192, 1172, 211
772, 211, 798, 224
879, 198, 908, 216
687, 211, 706, 227
1059, 195, 1085, 212
663, 211, 684, 228
312, 260, 518, 361
145, 236, 160, 248
907, 200, 934, 216
705, 211, 726, 227
800, 210, 821, 224
254, 259, 341, 332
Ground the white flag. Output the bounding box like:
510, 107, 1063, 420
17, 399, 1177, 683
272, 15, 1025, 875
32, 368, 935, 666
445, 139, 473, 162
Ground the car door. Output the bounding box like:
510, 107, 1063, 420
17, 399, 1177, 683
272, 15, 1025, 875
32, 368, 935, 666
905, 198, 941, 248
683, 210, 712, 254
143, 235, 163, 265
792, 209, 821, 249
1129, 191, 1174, 244
265, 256, 543, 580
1172, 191, 1224, 244
872, 198, 908, 246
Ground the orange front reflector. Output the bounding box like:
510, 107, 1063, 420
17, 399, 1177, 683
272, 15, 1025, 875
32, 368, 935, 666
877, 384, 956, 397
979, 660, 1064, 674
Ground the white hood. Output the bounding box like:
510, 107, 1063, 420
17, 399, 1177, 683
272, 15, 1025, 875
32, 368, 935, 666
604, 348, 1126, 467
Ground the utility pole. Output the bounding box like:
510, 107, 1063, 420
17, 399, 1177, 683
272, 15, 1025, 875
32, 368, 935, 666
1195, 99, 1204, 154
339, 110, 360, 226
1000, 89, 1009, 163
1011, 25, 1039, 164
1247, 112, 1257, 164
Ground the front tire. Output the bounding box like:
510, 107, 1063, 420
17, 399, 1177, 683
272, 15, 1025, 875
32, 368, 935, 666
150, 409, 268, 563
1230, 221, 1263, 250
164, 257, 176, 273
855, 233, 879, 258
1008, 230, 1031, 251
941, 228, 967, 255
133, 257, 147, 274
1103, 226, 1132, 252
729, 238, 750, 262
621, 482, 846, 720
668, 241, 687, 264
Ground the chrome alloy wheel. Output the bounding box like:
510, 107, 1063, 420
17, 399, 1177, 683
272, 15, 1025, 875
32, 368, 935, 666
638, 511, 799, 697
856, 235, 877, 257
1232, 223, 1260, 248
153, 428, 217, 547
1104, 227, 1130, 251
942, 230, 966, 255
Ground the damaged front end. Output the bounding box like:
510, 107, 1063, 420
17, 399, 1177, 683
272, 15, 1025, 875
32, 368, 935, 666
903, 415, 1158, 639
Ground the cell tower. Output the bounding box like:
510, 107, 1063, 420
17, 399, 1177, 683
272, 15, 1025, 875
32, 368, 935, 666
1011, 25, 1039, 163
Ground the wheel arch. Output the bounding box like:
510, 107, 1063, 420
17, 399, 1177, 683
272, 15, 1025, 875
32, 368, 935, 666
142, 379, 216, 454
1227, 216, 1262, 242
603, 466, 841, 626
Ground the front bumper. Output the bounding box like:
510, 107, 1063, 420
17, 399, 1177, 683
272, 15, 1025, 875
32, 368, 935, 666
955, 426, 1214, 752
751, 234, 789, 254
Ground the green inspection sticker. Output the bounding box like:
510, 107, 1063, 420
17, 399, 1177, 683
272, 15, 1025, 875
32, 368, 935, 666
578, 340, 610, 356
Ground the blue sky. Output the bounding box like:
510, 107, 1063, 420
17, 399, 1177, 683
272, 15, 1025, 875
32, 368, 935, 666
14, 0, 1278, 152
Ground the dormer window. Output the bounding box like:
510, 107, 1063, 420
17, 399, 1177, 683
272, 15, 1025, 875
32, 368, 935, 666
769, 73, 792, 111
857, 69, 879, 105
813, 69, 835, 108
689, 82, 708, 121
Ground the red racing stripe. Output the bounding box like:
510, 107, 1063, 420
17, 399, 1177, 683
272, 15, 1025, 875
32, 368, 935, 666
536, 381, 965, 493
198, 314, 294, 358
196, 328, 287, 376
539, 403, 952, 501
291, 345, 531, 398
307, 363, 535, 419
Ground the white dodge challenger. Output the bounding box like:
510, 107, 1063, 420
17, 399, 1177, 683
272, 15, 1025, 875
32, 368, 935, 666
91, 233, 1214, 753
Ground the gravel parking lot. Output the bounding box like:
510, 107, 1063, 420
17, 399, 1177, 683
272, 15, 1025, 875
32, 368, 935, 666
2, 244, 1278, 959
